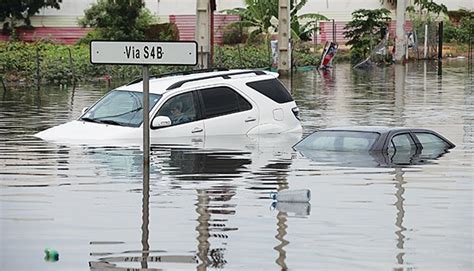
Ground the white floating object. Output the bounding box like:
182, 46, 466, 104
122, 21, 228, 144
274, 202, 311, 216
270, 189, 311, 203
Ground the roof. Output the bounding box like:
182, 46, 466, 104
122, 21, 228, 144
320, 126, 410, 133
117, 69, 279, 95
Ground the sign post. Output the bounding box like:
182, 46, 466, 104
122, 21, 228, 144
90, 40, 197, 184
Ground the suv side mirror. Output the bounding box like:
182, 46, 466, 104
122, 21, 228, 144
152, 116, 172, 128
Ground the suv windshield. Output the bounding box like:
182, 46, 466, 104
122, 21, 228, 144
80, 90, 161, 127
295, 131, 380, 152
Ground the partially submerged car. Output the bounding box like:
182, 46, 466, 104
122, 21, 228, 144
293, 126, 455, 167
35, 69, 302, 142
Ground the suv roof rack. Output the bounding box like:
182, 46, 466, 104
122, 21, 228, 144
126, 68, 229, 86
166, 70, 267, 90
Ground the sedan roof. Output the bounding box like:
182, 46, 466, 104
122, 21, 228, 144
319, 126, 408, 133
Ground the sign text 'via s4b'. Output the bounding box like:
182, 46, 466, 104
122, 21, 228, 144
90, 41, 198, 66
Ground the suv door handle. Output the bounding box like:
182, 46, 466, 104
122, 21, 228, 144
245, 117, 256, 123
191, 127, 203, 133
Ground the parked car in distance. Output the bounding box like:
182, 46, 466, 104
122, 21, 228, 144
293, 126, 455, 167
35, 69, 302, 143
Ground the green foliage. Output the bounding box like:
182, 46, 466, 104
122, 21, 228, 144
457, 14, 474, 43
292, 44, 320, 66
406, 0, 447, 31
222, 24, 247, 45
0, 0, 61, 31
78, 0, 152, 40
0, 41, 184, 85
343, 9, 391, 63
144, 23, 180, 41
223, 0, 327, 42
443, 10, 474, 44
214, 44, 271, 68
2, 41, 325, 86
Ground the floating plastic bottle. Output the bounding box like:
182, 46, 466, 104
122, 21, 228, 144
44, 248, 59, 262
270, 189, 311, 203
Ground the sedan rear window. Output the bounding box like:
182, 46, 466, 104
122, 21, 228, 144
295, 131, 380, 152
414, 132, 450, 148
246, 79, 293, 103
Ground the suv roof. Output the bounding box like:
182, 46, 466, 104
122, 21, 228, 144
120, 69, 279, 95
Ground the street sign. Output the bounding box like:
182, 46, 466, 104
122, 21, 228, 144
90, 41, 198, 65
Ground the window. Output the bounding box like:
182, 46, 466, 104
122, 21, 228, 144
246, 79, 293, 103
199, 87, 252, 118
415, 133, 450, 148
390, 134, 415, 151
295, 131, 379, 151
155, 92, 197, 126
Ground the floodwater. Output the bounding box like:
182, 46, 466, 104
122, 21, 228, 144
1, 61, 473, 270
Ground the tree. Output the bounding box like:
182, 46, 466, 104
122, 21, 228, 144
223, 0, 327, 42
343, 8, 391, 63
0, 0, 61, 33
290, 0, 328, 41
79, 0, 152, 41
406, 0, 447, 23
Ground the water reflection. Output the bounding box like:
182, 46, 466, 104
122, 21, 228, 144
393, 168, 407, 270
295, 147, 451, 168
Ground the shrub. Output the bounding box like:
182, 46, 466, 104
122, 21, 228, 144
222, 24, 246, 45
144, 23, 180, 41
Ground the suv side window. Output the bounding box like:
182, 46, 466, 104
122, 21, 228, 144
199, 87, 252, 118
246, 78, 293, 103
155, 92, 197, 126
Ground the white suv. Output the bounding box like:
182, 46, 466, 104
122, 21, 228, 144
35, 69, 302, 142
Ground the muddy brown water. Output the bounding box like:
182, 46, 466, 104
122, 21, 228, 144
1, 61, 472, 270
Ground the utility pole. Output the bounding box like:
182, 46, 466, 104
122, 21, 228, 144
196, 0, 212, 69
278, 0, 291, 76
394, 0, 407, 63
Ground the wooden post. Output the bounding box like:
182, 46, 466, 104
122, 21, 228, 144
394, 0, 407, 63
278, 0, 290, 76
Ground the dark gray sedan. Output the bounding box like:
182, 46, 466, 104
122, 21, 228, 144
293, 126, 455, 167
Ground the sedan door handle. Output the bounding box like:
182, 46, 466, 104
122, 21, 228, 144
191, 127, 203, 133
245, 117, 256, 123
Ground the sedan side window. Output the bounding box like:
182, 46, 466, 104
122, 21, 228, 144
414, 133, 450, 149
155, 92, 197, 126
199, 87, 252, 119
390, 133, 416, 152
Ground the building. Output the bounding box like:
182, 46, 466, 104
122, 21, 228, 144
1, 0, 472, 44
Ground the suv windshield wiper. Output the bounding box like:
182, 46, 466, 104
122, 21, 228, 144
80, 117, 122, 126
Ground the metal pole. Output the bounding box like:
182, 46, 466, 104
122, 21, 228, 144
141, 66, 150, 269
438, 21, 443, 76
36, 47, 40, 90
142, 65, 150, 189
68, 48, 75, 88
332, 19, 336, 43
424, 24, 428, 59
